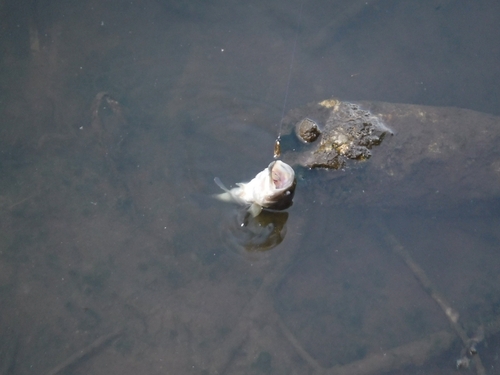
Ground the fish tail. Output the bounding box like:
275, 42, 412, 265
214, 177, 230, 192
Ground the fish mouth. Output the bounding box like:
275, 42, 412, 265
269, 161, 295, 190
265, 160, 296, 211
265, 179, 296, 210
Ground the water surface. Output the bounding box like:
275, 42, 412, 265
1, 0, 500, 374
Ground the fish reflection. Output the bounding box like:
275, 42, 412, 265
226, 208, 289, 252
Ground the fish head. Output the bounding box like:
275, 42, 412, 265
263, 160, 296, 210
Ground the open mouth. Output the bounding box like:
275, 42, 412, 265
271, 162, 292, 189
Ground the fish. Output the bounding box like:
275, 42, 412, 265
214, 160, 296, 217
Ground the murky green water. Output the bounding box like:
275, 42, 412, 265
1, 0, 500, 374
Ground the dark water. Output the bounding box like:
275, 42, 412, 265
1, 0, 500, 374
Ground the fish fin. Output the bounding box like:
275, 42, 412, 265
214, 177, 230, 192
213, 191, 234, 202
248, 203, 263, 218
214, 178, 238, 202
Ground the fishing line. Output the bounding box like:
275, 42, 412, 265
274, 0, 305, 159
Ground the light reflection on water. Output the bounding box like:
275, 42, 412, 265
1, 0, 500, 374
